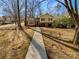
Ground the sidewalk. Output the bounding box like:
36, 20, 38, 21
25, 27, 48, 59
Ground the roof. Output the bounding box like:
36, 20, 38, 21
39, 13, 54, 18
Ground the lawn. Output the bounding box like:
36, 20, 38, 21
41, 27, 79, 59
0, 27, 34, 59
41, 27, 75, 42
0, 27, 79, 59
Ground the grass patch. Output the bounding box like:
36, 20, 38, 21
41, 27, 79, 59
0, 27, 34, 59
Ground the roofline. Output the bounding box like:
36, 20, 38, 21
38, 13, 54, 18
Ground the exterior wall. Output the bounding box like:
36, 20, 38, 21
5, 17, 11, 23
34, 13, 54, 27
28, 21, 35, 25
27, 18, 35, 26
0, 17, 4, 25
0, 16, 15, 24
39, 14, 53, 23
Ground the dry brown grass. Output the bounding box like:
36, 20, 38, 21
41, 27, 79, 59
0, 27, 34, 59
41, 27, 75, 42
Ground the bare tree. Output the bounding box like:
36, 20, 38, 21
54, 3, 62, 16
1, 0, 46, 27
24, 0, 27, 26
1, 0, 24, 27
56, 0, 79, 47
16, 0, 21, 27
27, 0, 46, 17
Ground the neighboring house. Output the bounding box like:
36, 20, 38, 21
37, 13, 54, 27
0, 16, 15, 25
3, 16, 12, 23
0, 16, 4, 25
27, 17, 35, 26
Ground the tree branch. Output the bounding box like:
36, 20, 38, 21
69, 0, 74, 12
55, 0, 69, 9
75, 0, 78, 16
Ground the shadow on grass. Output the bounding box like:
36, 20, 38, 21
29, 27, 79, 52
56, 38, 73, 44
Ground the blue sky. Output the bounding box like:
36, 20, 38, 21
40, 0, 65, 15
40, 0, 79, 15
0, 0, 79, 16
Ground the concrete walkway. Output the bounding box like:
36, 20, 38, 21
25, 27, 48, 59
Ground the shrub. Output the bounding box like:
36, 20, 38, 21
53, 16, 75, 28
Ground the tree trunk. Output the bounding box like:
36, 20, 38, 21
17, 0, 21, 27
25, 0, 27, 26
73, 26, 79, 47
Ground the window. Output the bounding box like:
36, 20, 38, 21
41, 18, 45, 21
48, 18, 52, 21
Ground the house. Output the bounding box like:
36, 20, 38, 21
27, 17, 35, 26
0, 16, 15, 25
27, 13, 54, 27
3, 16, 12, 23
0, 16, 4, 25
36, 13, 54, 27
